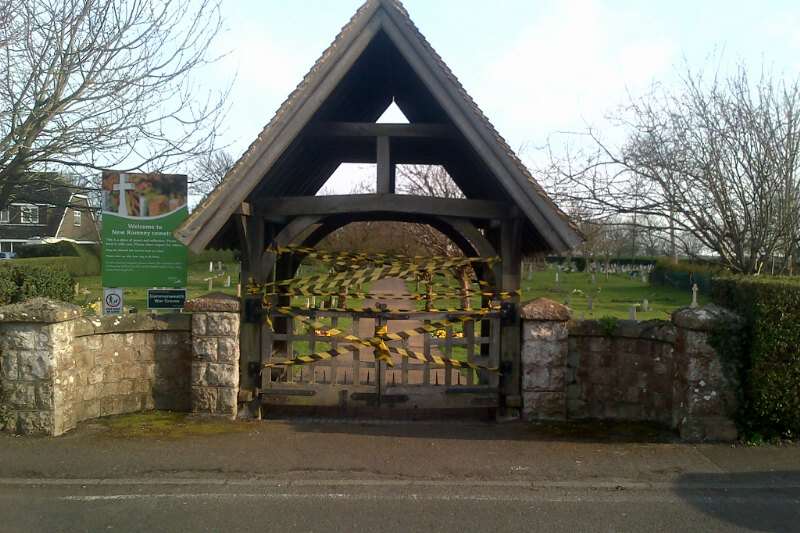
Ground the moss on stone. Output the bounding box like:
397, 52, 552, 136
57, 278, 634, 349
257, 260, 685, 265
98, 410, 252, 439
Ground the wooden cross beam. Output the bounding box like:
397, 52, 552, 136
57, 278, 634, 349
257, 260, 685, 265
307, 122, 456, 139
251, 194, 516, 220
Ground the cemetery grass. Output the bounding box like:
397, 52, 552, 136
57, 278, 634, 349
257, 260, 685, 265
521, 270, 709, 320
74, 261, 239, 314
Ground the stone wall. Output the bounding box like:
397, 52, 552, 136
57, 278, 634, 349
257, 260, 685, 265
521, 298, 740, 441
65, 314, 192, 430
0, 300, 80, 435
567, 320, 675, 424
185, 293, 240, 418
0, 294, 238, 436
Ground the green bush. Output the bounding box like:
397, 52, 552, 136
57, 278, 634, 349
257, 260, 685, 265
712, 276, 800, 438
0, 264, 75, 305
650, 258, 723, 294
15, 241, 79, 258
2, 242, 100, 277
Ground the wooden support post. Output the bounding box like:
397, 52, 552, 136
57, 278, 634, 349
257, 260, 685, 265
376, 136, 395, 193
238, 215, 267, 394
492, 217, 522, 416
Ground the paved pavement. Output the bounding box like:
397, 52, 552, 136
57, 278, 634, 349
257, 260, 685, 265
0, 418, 799, 532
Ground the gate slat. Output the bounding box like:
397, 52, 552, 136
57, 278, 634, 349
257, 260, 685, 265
423, 319, 431, 385
444, 324, 453, 386
465, 320, 475, 386
352, 316, 360, 385
329, 315, 339, 385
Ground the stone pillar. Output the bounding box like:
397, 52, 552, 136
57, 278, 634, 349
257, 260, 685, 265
185, 293, 240, 418
672, 305, 740, 441
0, 299, 81, 436
520, 298, 570, 421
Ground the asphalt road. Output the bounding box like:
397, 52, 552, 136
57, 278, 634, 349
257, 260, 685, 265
2, 418, 800, 532
1, 477, 798, 532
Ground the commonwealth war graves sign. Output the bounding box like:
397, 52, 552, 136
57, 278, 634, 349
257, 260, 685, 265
101, 172, 188, 288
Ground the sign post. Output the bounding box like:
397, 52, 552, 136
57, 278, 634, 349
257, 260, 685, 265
101, 172, 189, 313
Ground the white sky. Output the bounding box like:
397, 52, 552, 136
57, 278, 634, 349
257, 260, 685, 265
201, 0, 800, 193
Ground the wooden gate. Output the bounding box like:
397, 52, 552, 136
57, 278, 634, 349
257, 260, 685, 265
250, 247, 506, 417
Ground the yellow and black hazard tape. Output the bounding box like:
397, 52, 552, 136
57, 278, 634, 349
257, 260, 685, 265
257, 287, 518, 301
263, 343, 362, 368
263, 323, 499, 374
273, 306, 495, 351
274, 245, 499, 268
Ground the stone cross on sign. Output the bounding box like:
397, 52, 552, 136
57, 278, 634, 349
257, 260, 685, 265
690, 284, 699, 308
113, 173, 135, 216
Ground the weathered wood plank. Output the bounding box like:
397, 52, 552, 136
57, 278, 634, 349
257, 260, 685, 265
309, 122, 456, 139
254, 194, 511, 220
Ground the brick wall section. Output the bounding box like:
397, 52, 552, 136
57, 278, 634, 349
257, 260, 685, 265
0, 299, 193, 436
520, 298, 570, 421
68, 314, 191, 429
185, 293, 240, 418
567, 320, 675, 424
0, 299, 81, 435
672, 306, 740, 441
521, 299, 741, 441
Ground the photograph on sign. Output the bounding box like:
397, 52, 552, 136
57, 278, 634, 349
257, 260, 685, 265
101, 172, 188, 288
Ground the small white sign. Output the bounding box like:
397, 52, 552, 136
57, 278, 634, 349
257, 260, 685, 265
103, 288, 124, 315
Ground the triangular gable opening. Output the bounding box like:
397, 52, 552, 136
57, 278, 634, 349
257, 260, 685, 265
376, 100, 409, 123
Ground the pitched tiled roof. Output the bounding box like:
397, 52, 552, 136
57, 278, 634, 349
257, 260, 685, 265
178, 0, 581, 251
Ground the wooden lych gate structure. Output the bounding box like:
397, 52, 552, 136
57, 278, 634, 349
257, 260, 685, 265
175, 0, 581, 418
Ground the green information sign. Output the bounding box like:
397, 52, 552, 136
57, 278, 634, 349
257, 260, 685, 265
101, 172, 188, 288
147, 289, 187, 309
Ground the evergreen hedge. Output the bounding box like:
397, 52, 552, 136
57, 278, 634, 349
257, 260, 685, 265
2, 242, 100, 277
650, 258, 722, 294
712, 276, 800, 438
0, 264, 75, 305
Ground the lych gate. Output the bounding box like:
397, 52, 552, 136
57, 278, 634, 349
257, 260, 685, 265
175, 0, 581, 418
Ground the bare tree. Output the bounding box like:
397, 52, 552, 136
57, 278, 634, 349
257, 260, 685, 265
544, 64, 800, 274
0, 0, 227, 208
397, 165, 464, 257
192, 150, 235, 196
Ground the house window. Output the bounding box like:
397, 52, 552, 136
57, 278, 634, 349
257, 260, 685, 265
73, 210, 82, 226
20, 205, 39, 224
0, 210, 8, 223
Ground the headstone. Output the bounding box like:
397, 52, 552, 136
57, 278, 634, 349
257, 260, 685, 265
629, 306, 637, 321
208, 278, 213, 291
643, 299, 650, 312
225, 275, 231, 288
690, 284, 699, 309
209, 261, 213, 273
587, 295, 593, 311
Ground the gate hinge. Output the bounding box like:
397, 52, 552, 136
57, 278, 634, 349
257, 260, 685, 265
243, 297, 263, 323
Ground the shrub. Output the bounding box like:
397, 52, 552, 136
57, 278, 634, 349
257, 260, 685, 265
15, 241, 79, 258
650, 258, 723, 294
712, 276, 800, 438
0, 265, 74, 305
2, 242, 100, 277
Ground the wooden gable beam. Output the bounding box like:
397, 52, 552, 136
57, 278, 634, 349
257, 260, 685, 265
252, 193, 514, 220
308, 122, 456, 138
